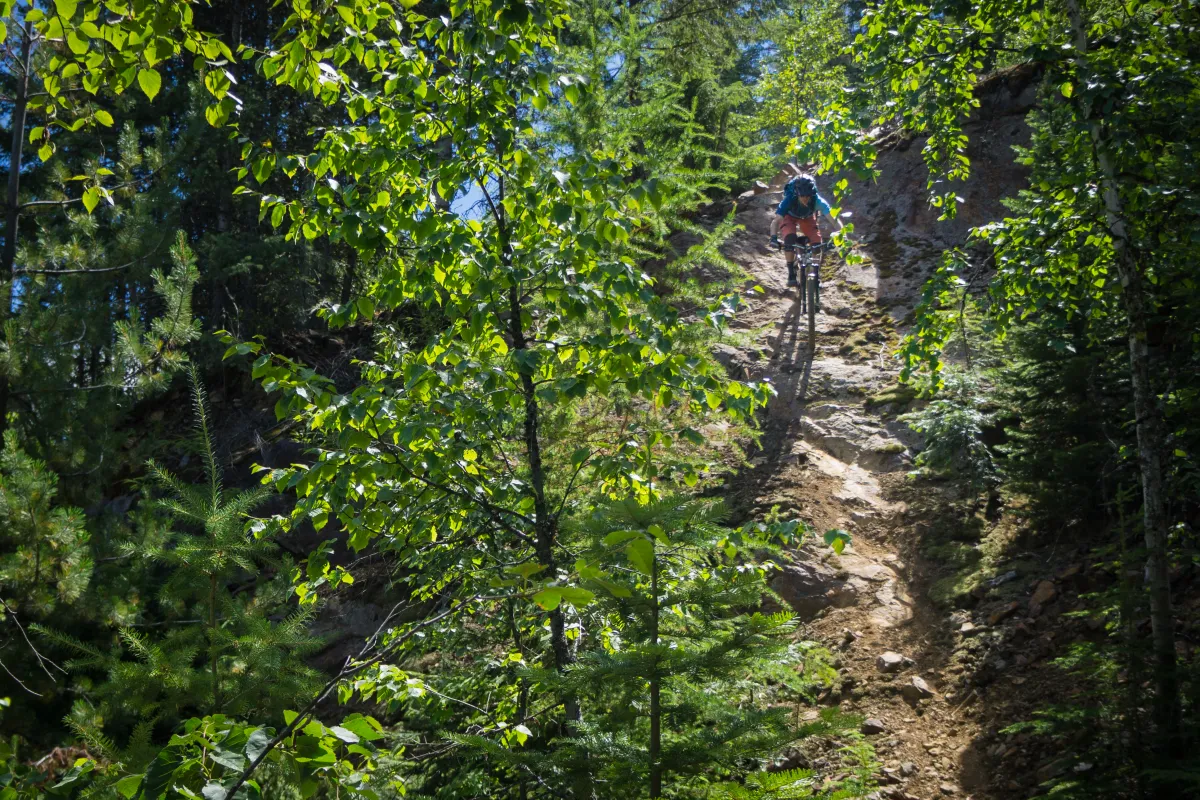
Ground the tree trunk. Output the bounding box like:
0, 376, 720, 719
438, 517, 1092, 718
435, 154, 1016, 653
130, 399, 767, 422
1065, 0, 1179, 747
340, 248, 357, 305
649, 548, 662, 799
0, 24, 33, 437
508, 280, 577, 710
210, 571, 220, 710
497, 181, 578, 723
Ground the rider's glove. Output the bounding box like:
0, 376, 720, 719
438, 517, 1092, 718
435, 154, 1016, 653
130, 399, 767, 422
769, 234, 780, 247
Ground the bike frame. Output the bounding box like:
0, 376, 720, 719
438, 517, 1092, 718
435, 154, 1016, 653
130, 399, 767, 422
778, 239, 831, 352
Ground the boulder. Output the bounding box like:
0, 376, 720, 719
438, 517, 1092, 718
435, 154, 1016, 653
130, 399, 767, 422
771, 559, 857, 620
710, 343, 760, 380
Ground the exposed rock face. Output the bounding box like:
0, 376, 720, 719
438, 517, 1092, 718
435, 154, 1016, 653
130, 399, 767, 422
877, 651, 911, 673
770, 558, 858, 619
834, 65, 1040, 324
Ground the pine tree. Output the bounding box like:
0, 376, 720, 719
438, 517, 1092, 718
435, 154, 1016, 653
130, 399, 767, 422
43, 369, 320, 756
0, 431, 91, 619
540, 496, 845, 798
112, 231, 203, 397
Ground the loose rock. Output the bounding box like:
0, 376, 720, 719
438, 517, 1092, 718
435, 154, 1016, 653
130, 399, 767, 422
861, 718, 887, 735
902, 676, 934, 703
1027, 578, 1056, 604
876, 651, 910, 673
988, 601, 1021, 626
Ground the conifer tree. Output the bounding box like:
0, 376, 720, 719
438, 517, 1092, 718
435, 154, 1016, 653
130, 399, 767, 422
544, 496, 843, 799
43, 369, 319, 758
0, 432, 90, 620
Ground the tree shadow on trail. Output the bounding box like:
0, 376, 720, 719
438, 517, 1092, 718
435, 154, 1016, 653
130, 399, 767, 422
733, 292, 815, 517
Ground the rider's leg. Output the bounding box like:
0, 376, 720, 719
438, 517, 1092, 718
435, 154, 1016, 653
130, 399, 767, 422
783, 232, 800, 286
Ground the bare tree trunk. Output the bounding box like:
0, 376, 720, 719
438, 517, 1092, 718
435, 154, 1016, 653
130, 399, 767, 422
0, 24, 33, 437
1066, 0, 1179, 747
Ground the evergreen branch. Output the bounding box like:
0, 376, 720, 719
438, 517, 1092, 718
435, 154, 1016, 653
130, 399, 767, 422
13, 238, 167, 275
187, 365, 224, 510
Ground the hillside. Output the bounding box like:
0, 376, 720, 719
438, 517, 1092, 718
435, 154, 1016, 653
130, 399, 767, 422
3, 1, 1198, 798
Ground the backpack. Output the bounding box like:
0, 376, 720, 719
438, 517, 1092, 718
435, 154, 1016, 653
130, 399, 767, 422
782, 175, 820, 218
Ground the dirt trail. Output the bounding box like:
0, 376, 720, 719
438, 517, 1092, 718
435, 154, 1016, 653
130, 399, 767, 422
717, 192, 997, 800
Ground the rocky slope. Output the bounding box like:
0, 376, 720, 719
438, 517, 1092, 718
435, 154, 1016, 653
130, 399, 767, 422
702, 65, 1086, 800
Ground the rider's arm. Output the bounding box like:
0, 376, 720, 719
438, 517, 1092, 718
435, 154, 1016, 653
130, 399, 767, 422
770, 214, 783, 238
815, 194, 844, 233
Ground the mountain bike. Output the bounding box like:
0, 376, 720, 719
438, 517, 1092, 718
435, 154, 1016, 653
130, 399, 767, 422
778, 238, 832, 351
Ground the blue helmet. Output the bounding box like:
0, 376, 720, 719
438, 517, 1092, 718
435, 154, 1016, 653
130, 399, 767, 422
789, 175, 818, 197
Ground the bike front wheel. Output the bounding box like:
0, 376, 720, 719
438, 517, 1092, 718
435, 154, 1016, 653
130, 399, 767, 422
806, 273, 818, 351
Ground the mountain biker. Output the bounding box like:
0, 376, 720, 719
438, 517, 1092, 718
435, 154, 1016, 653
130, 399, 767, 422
769, 174, 843, 288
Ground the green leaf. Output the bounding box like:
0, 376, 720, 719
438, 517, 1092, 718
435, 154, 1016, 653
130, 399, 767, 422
114, 775, 142, 799
54, 0, 77, 17
330, 726, 360, 744
137, 68, 162, 101
823, 528, 851, 555
205, 100, 232, 128
82, 187, 99, 214
506, 562, 547, 579
244, 729, 270, 762
252, 154, 276, 185
603, 530, 640, 546
558, 587, 595, 607
533, 587, 562, 611
210, 749, 246, 772
94, 109, 114, 127
140, 747, 183, 800
67, 30, 88, 55
338, 716, 385, 742
202, 781, 227, 800
1059, 82, 1073, 98
627, 538, 654, 575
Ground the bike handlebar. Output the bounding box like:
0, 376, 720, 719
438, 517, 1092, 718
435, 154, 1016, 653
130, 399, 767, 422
773, 239, 835, 253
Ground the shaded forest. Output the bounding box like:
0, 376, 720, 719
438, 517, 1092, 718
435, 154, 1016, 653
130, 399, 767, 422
0, 0, 1197, 798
